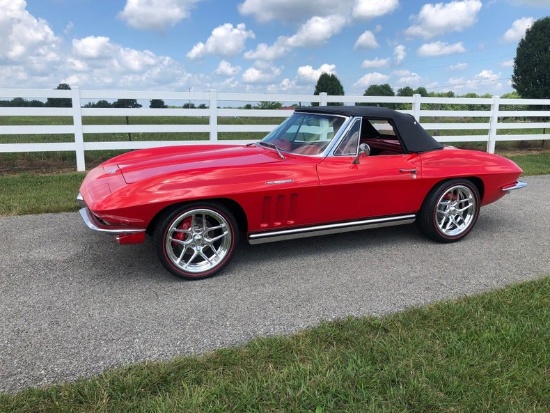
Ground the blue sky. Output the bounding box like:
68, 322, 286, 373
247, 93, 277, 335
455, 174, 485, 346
1, 0, 549, 96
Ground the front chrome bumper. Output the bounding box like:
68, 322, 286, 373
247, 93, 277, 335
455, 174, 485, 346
501, 180, 527, 192
77, 193, 145, 235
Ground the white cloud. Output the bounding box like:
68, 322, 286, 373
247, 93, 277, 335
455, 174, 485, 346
279, 78, 296, 91
501, 59, 514, 67
242, 64, 283, 83
287, 15, 348, 47
449, 62, 469, 71
63, 21, 74, 35
354, 30, 379, 49
405, 0, 482, 39
187, 23, 255, 60
447, 69, 502, 90
418, 41, 466, 56
215, 60, 241, 76
118, 0, 201, 31
72, 36, 114, 59
297, 64, 337, 82
393, 45, 406, 64
69, 35, 193, 89
244, 38, 289, 60
361, 58, 390, 69
393, 69, 421, 85
352, 0, 399, 19
0, 0, 61, 65
244, 14, 347, 61
354, 72, 390, 87
502, 17, 534, 42
476, 69, 500, 83
238, 0, 352, 22
119, 48, 158, 72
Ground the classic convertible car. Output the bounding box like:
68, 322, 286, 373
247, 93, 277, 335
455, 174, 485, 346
77, 106, 526, 280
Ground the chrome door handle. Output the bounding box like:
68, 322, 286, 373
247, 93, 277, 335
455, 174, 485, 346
399, 169, 417, 174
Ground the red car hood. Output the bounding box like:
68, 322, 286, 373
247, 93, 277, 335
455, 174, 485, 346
111, 144, 282, 184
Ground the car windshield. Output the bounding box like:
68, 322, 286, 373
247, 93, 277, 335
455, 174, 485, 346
260, 113, 346, 156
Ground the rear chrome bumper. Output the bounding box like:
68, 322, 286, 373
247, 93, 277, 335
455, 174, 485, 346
501, 180, 527, 192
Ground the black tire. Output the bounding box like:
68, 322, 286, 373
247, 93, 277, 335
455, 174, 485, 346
153, 202, 239, 280
418, 179, 480, 243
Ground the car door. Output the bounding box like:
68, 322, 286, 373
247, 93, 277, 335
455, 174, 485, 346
316, 118, 424, 222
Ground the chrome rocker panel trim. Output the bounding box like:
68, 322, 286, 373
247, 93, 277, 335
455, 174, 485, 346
248, 214, 416, 245
501, 180, 527, 192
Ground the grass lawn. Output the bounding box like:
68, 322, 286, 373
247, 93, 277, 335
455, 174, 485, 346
0, 172, 84, 215
0, 276, 548, 412
0, 151, 548, 216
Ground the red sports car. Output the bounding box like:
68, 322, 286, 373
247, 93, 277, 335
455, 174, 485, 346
77, 106, 526, 280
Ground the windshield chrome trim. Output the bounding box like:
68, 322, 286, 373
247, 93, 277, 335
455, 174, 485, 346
260, 112, 353, 158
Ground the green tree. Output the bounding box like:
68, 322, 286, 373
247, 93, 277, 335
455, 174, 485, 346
360, 83, 395, 108
396, 86, 414, 97
46, 83, 72, 107
150, 99, 167, 108
83, 100, 112, 108
112, 99, 141, 142
313, 73, 345, 106
255, 101, 282, 109
414, 87, 429, 97
113, 99, 142, 108
396, 86, 415, 110
512, 16, 550, 99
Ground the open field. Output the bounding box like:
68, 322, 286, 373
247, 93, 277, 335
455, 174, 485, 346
1, 151, 549, 216
1, 115, 549, 173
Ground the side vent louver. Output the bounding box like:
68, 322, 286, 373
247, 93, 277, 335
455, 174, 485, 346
261, 193, 298, 228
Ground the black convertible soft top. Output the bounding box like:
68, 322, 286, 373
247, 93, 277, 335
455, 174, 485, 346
294, 106, 443, 153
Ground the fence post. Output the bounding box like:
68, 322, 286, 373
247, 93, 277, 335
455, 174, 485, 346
487, 95, 500, 153
320, 92, 327, 106
412, 94, 421, 121
71, 87, 86, 171
209, 89, 218, 142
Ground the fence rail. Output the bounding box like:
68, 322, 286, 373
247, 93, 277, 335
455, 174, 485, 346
1, 88, 549, 171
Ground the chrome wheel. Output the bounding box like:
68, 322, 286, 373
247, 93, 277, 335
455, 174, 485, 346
418, 179, 480, 243
435, 185, 477, 237
154, 203, 238, 279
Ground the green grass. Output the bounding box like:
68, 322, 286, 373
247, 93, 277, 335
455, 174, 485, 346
0, 172, 84, 215
1, 276, 548, 412
506, 152, 550, 176
0, 152, 548, 216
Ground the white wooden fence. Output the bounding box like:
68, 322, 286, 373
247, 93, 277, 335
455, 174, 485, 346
1, 88, 549, 171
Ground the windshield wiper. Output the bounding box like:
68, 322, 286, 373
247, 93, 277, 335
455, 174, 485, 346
257, 141, 285, 159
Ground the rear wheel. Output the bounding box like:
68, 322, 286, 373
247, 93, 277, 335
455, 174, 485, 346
418, 179, 480, 243
153, 202, 238, 280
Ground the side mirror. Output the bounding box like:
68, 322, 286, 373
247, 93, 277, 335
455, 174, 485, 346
353, 143, 371, 164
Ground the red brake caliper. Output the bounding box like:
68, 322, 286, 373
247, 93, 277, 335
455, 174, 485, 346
171, 217, 191, 246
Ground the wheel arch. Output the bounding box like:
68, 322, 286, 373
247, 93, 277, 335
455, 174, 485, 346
423, 176, 484, 206
146, 197, 249, 236
463, 176, 484, 202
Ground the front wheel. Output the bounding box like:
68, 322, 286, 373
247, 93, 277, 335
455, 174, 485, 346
153, 202, 238, 280
418, 179, 480, 243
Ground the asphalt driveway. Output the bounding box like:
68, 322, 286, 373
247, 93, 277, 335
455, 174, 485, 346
1, 175, 549, 393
